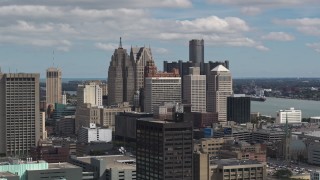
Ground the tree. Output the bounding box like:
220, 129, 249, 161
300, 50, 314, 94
274, 169, 292, 178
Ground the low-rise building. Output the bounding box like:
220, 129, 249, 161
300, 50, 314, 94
30, 145, 69, 163
78, 123, 112, 143
70, 155, 136, 180
193, 153, 266, 180
276, 107, 302, 124
194, 138, 225, 156
311, 170, 320, 180
308, 141, 320, 165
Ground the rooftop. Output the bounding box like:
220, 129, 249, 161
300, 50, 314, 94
48, 162, 80, 169
211, 65, 229, 72
75, 155, 136, 170
210, 158, 264, 167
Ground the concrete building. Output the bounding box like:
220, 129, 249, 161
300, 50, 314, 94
227, 94, 251, 124
136, 119, 193, 179
108, 38, 135, 105
77, 82, 103, 107
30, 145, 69, 163
55, 115, 76, 136
184, 112, 217, 128
252, 129, 285, 142
0, 73, 40, 156
70, 155, 136, 180
46, 67, 62, 107
115, 112, 153, 142
78, 123, 112, 143
75, 102, 131, 133
308, 141, 320, 165
311, 170, 320, 180
219, 141, 267, 162
213, 127, 252, 142
276, 107, 302, 124
76, 141, 113, 157
193, 138, 225, 156
207, 65, 233, 123
27, 162, 84, 180
189, 39, 204, 65
183, 67, 206, 112
144, 76, 181, 113
193, 155, 266, 180
40, 112, 47, 140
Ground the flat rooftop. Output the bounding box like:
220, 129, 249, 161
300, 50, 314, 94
75, 155, 136, 170
49, 162, 80, 169
0, 171, 19, 177
210, 158, 264, 167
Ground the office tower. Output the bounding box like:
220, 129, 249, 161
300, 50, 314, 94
276, 107, 301, 124
227, 94, 251, 124
77, 82, 102, 107
183, 67, 206, 112
0, 73, 40, 156
130, 46, 153, 91
136, 119, 193, 179
107, 38, 135, 105
207, 65, 232, 123
189, 39, 204, 65
46, 67, 62, 107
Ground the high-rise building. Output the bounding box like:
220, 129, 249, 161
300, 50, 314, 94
189, 39, 204, 65
227, 94, 251, 124
130, 46, 153, 91
77, 82, 102, 107
183, 67, 206, 112
207, 65, 232, 123
107, 38, 135, 105
0, 73, 40, 156
46, 67, 62, 107
136, 119, 193, 179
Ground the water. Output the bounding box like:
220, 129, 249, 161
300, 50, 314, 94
251, 97, 320, 118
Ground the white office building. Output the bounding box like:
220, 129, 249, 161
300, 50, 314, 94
144, 77, 181, 113
77, 82, 102, 107
183, 67, 206, 112
276, 107, 301, 124
78, 123, 112, 143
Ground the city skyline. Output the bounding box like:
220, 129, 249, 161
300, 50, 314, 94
0, 0, 320, 78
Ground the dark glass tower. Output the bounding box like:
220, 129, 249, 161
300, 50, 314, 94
227, 95, 251, 124
189, 39, 204, 65
136, 119, 193, 179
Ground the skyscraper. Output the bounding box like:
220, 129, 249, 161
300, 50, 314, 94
46, 67, 62, 107
144, 61, 181, 113
136, 119, 193, 179
107, 38, 135, 105
189, 39, 204, 65
183, 67, 206, 112
207, 65, 232, 123
130, 46, 153, 91
227, 94, 251, 124
0, 73, 40, 156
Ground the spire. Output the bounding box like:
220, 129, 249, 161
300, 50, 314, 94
119, 37, 122, 49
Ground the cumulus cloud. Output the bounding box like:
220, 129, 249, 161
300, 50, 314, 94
206, 0, 318, 7
95, 43, 118, 51
0, 2, 267, 51
154, 48, 169, 54
307, 43, 320, 53
275, 18, 320, 36
261, 32, 295, 41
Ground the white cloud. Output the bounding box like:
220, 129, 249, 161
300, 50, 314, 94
206, 0, 318, 7
275, 18, 320, 36
307, 43, 320, 53
154, 48, 169, 54
261, 32, 295, 41
95, 43, 118, 51
241, 7, 261, 16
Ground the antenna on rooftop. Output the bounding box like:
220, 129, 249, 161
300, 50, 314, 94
119, 37, 122, 48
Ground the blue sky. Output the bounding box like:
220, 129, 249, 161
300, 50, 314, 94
0, 0, 320, 78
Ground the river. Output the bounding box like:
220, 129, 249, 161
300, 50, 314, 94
251, 97, 320, 118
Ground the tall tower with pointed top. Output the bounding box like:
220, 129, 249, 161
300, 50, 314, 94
108, 38, 135, 105
283, 113, 291, 161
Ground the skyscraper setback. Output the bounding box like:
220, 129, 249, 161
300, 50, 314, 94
0, 73, 40, 156
46, 67, 62, 107
107, 38, 135, 105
